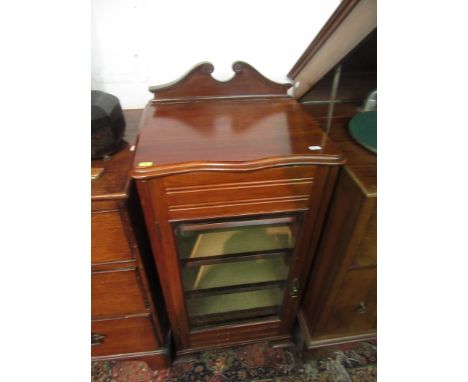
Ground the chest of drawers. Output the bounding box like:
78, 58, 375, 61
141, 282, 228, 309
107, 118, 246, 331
91, 112, 170, 369
298, 106, 377, 347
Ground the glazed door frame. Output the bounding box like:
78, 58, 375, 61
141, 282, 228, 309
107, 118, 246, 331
136, 165, 339, 352
173, 212, 302, 330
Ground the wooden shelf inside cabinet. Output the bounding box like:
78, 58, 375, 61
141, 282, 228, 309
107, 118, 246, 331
184, 280, 287, 298
130, 62, 344, 356
180, 249, 293, 268
175, 216, 297, 262
181, 255, 290, 292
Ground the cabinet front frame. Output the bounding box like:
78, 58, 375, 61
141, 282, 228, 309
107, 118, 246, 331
136, 165, 339, 352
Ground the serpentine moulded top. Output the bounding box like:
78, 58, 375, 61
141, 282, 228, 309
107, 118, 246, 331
131, 62, 344, 179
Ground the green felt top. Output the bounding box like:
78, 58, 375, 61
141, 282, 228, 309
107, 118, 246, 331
349, 111, 377, 154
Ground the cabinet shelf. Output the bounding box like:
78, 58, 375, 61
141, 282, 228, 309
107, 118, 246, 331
175, 220, 296, 260
180, 248, 292, 268
182, 256, 290, 292
185, 279, 286, 298
186, 287, 283, 328
189, 306, 279, 328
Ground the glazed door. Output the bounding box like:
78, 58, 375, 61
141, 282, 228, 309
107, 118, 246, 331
173, 213, 302, 330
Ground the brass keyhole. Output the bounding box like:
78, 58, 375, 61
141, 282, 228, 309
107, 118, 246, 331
289, 278, 300, 298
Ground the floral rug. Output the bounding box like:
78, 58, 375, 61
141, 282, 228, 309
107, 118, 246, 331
92, 341, 376, 382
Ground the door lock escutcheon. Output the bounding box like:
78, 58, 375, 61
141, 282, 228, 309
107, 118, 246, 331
289, 278, 300, 298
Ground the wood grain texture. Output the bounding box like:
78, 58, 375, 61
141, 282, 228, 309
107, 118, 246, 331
163, 166, 316, 189
138, 149, 339, 354
138, 179, 191, 350
293, 35, 377, 349
351, 208, 376, 267
132, 64, 344, 356
298, 310, 375, 348
91, 268, 148, 318
299, 167, 376, 347
150, 61, 291, 102
317, 267, 376, 335
91, 316, 159, 356
132, 99, 344, 179
91, 110, 171, 368
158, 166, 316, 221
91, 212, 133, 263
278, 166, 339, 334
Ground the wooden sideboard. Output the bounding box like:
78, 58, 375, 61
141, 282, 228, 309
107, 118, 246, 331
298, 104, 377, 347
91, 111, 170, 369
130, 62, 345, 356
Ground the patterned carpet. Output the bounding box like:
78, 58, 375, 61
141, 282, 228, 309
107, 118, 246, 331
92, 341, 376, 382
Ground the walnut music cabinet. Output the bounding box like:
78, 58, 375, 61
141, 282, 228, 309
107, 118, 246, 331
130, 62, 345, 356
91, 112, 170, 369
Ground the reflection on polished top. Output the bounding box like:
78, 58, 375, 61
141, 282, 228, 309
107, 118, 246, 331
131, 62, 344, 178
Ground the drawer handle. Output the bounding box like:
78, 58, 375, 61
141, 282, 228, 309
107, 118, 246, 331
91, 333, 106, 346
289, 278, 300, 298
356, 301, 368, 314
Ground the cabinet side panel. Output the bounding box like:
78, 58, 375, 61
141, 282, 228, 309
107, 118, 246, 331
279, 166, 339, 333
315, 267, 376, 336
126, 183, 170, 344
137, 179, 191, 349
301, 168, 367, 335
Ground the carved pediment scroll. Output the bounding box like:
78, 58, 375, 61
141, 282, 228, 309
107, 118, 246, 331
149, 61, 292, 103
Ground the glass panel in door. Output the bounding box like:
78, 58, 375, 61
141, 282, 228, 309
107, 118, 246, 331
173, 214, 300, 329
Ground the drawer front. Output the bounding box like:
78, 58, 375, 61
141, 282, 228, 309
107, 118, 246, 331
158, 166, 317, 220
92, 269, 147, 318
165, 178, 314, 207
163, 166, 317, 189
189, 320, 282, 349
91, 316, 159, 357
92, 211, 133, 263
320, 268, 376, 335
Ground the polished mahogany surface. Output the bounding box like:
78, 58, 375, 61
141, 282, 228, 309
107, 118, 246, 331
132, 99, 344, 178
150, 61, 291, 102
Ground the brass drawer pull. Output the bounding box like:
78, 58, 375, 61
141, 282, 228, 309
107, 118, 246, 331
91, 333, 106, 346
289, 278, 300, 298
356, 301, 368, 314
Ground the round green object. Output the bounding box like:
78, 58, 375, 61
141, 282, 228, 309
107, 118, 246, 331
348, 111, 377, 154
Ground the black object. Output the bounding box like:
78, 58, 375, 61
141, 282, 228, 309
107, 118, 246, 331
91, 90, 126, 159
